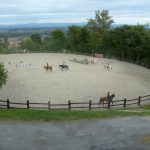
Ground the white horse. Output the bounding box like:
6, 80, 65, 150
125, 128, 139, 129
105, 64, 112, 70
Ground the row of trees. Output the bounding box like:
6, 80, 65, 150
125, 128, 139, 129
21, 26, 101, 54
21, 10, 113, 54
21, 10, 150, 67
102, 25, 150, 66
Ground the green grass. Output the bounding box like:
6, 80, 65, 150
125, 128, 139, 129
142, 105, 150, 110
0, 106, 150, 122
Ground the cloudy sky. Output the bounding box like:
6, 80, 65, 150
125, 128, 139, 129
0, 0, 149, 25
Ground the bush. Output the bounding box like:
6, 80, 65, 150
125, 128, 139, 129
0, 63, 8, 88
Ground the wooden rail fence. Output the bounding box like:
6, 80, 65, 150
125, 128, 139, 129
0, 95, 150, 111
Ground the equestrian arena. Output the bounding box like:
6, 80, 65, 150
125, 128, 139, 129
0, 53, 150, 104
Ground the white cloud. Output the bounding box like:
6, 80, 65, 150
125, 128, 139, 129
0, 0, 149, 24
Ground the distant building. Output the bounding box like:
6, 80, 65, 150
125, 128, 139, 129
94, 53, 103, 58
8, 37, 23, 50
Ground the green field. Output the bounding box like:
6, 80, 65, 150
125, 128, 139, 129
0, 105, 150, 122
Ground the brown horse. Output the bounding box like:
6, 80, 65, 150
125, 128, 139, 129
44, 63, 52, 71
99, 93, 115, 106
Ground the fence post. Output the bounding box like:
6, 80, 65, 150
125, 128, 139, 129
7, 99, 10, 109
27, 100, 30, 109
108, 100, 111, 109
123, 98, 127, 108
138, 96, 141, 106
89, 100, 92, 110
68, 100, 71, 111
48, 101, 50, 111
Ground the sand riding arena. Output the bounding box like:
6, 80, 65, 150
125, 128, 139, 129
0, 53, 150, 104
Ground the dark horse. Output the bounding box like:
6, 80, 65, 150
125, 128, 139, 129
59, 65, 69, 71
44, 63, 52, 71
99, 93, 115, 106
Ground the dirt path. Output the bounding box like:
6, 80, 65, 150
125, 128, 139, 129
0, 116, 150, 150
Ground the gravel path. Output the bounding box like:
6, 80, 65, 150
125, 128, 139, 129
0, 117, 150, 150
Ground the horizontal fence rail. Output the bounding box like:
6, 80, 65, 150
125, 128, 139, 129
0, 95, 150, 111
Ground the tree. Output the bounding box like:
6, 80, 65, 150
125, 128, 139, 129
78, 27, 91, 53
67, 26, 92, 53
87, 9, 114, 32
86, 9, 114, 54
67, 25, 80, 52
41, 37, 52, 52
50, 29, 66, 52
0, 63, 7, 88
101, 24, 150, 67
31, 34, 41, 44
87, 28, 103, 54
21, 38, 36, 51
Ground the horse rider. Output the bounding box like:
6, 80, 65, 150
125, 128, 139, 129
107, 92, 110, 98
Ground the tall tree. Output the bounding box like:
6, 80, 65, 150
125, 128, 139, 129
67, 26, 80, 52
78, 27, 91, 53
87, 9, 114, 32
86, 9, 114, 54
50, 29, 66, 52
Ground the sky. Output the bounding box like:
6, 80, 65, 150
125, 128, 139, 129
0, 0, 150, 25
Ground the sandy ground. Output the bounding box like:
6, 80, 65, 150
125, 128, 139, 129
0, 117, 150, 150
0, 53, 150, 103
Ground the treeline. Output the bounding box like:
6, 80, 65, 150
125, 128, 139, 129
21, 10, 114, 54
1, 9, 150, 68
21, 26, 102, 54
102, 25, 150, 66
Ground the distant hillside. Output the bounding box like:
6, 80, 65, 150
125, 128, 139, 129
0, 28, 51, 38
0, 23, 149, 38
0, 23, 86, 30
1, 22, 149, 30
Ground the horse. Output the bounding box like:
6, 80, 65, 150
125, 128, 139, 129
91, 58, 97, 64
105, 64, 112, 70
59, 65, 69, 71
44, 63, 52, 71
99, 93, 115, 106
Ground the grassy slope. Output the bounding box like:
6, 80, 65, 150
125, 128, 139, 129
0, 105, 150, 122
